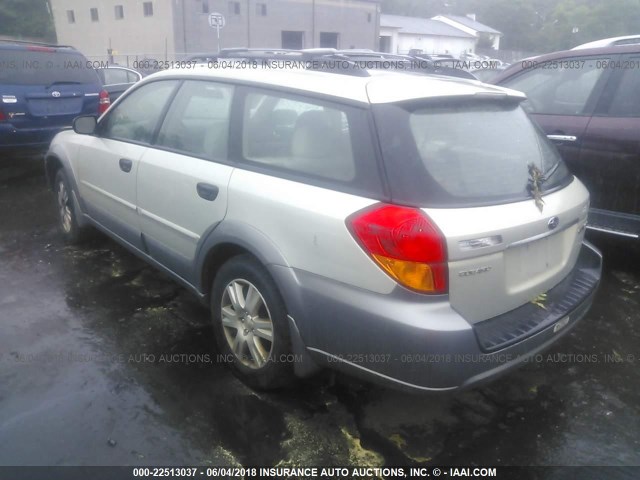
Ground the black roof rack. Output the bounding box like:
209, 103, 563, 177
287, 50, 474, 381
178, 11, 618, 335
212, 48, 372, 77
186, 48, 476, 80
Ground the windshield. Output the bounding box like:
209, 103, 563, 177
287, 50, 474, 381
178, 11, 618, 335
0, 49, 99, 86
374, 99, 571, 207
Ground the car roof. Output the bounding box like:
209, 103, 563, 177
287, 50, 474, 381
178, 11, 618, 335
0, 40, 77, 52
146, 65, 524, 104
491, 43, 640, 84
572, 35, 640, 50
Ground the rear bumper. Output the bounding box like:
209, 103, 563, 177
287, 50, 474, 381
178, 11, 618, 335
272, 241, 602, 392
0, 123, 70, 151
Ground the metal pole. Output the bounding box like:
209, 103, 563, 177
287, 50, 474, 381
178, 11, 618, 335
312, 0, 316, 48
182, 0, 188, 56
247, 0, 251, 47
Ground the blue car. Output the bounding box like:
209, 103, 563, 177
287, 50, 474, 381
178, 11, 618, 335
0, 41, 109, 154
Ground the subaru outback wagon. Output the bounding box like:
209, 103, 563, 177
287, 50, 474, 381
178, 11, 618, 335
45, 59, 602, 392
0, 41, 109, 154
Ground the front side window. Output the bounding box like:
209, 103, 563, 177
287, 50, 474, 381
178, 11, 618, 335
606, 60, 640, 117
100, 80, 178, 144
242, 92, 356, 182
502, 57, 608, 116
156, 81, 233, 159
374, 100, 571, 207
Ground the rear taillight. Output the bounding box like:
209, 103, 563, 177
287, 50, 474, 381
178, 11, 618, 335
0, 107, 5, 122
347, 204, 448, 294
98, 90, 110, 114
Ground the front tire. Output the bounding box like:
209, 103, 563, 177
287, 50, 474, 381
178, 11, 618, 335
211, 254, 294, 390
54, 169, 87, 244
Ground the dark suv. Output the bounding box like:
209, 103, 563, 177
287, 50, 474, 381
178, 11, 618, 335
492, 44, 640, 239
0, 41, 109, 154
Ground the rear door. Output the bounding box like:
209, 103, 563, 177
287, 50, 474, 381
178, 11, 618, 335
576, 54, 640, 234
76, 80, 179, 249
136, 80, 235, 280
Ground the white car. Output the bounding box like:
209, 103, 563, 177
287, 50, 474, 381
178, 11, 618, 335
44, 53, 602, 392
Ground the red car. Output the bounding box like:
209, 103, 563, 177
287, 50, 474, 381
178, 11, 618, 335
492, 44, 640, 239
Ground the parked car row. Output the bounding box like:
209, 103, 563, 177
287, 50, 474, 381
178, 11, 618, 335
0, 40, 146, 154
3, 37, 636, 393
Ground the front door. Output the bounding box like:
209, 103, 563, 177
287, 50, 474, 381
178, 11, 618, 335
76, 80, 179, 249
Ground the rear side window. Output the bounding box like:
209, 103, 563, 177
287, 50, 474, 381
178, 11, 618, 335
0, 49, 99, 86
243, 92, 355, 181
100, 68, 132, 85
239, 89, 383, 198
100, 80, 178, 144
374, 100, 571, 207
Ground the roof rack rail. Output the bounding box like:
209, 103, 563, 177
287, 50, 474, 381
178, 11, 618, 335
331, 49, 477, 80
189, 48, 371, 77
186, 47, 475, 80
0, 39, 73, 49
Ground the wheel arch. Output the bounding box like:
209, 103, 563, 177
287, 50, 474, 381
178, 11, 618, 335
197, 226, 320, 379
44, 154, 64, 190
196, 221, 291, 302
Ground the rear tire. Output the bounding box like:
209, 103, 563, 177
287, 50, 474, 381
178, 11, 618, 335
54, 169, 88, 244
211, 254, 294, 390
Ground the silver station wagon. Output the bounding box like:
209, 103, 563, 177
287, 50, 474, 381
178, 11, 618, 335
45, 51, 602, 392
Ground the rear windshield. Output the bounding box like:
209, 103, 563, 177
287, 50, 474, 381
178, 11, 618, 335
0, 49, 99, 86
373, 99, 571, 207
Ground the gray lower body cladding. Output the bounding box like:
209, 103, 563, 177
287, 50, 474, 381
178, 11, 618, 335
271, 241, 602, 392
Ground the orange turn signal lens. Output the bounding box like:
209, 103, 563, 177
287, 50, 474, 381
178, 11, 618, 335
372, 254, 443, 293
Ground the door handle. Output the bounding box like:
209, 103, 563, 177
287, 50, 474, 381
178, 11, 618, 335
119, 158, 133, 173
196, 182, 219, 201
547, 134, 577, 142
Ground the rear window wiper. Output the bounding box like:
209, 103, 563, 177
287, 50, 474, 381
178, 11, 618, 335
527, 164, 546, 212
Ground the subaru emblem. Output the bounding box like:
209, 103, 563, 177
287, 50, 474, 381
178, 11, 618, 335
548, 216, 559, 230
51, 91, 61, 98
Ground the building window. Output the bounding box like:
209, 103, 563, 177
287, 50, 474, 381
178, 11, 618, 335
320, 32, 339, 49
367, 12, 372, 22
256, 3, 267, 16
282, 31, 304, 49
114, 5, 124, 19
228, 1, 240, 15
202, 0, 210, 14
66, 10, 75, 23
90, 7, 99, 22
143, 2, 153, 17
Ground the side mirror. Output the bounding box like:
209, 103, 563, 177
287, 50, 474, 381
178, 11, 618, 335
73, 115, 97, 135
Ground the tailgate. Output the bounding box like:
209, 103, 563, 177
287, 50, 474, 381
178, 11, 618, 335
426, 178, 590, 323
